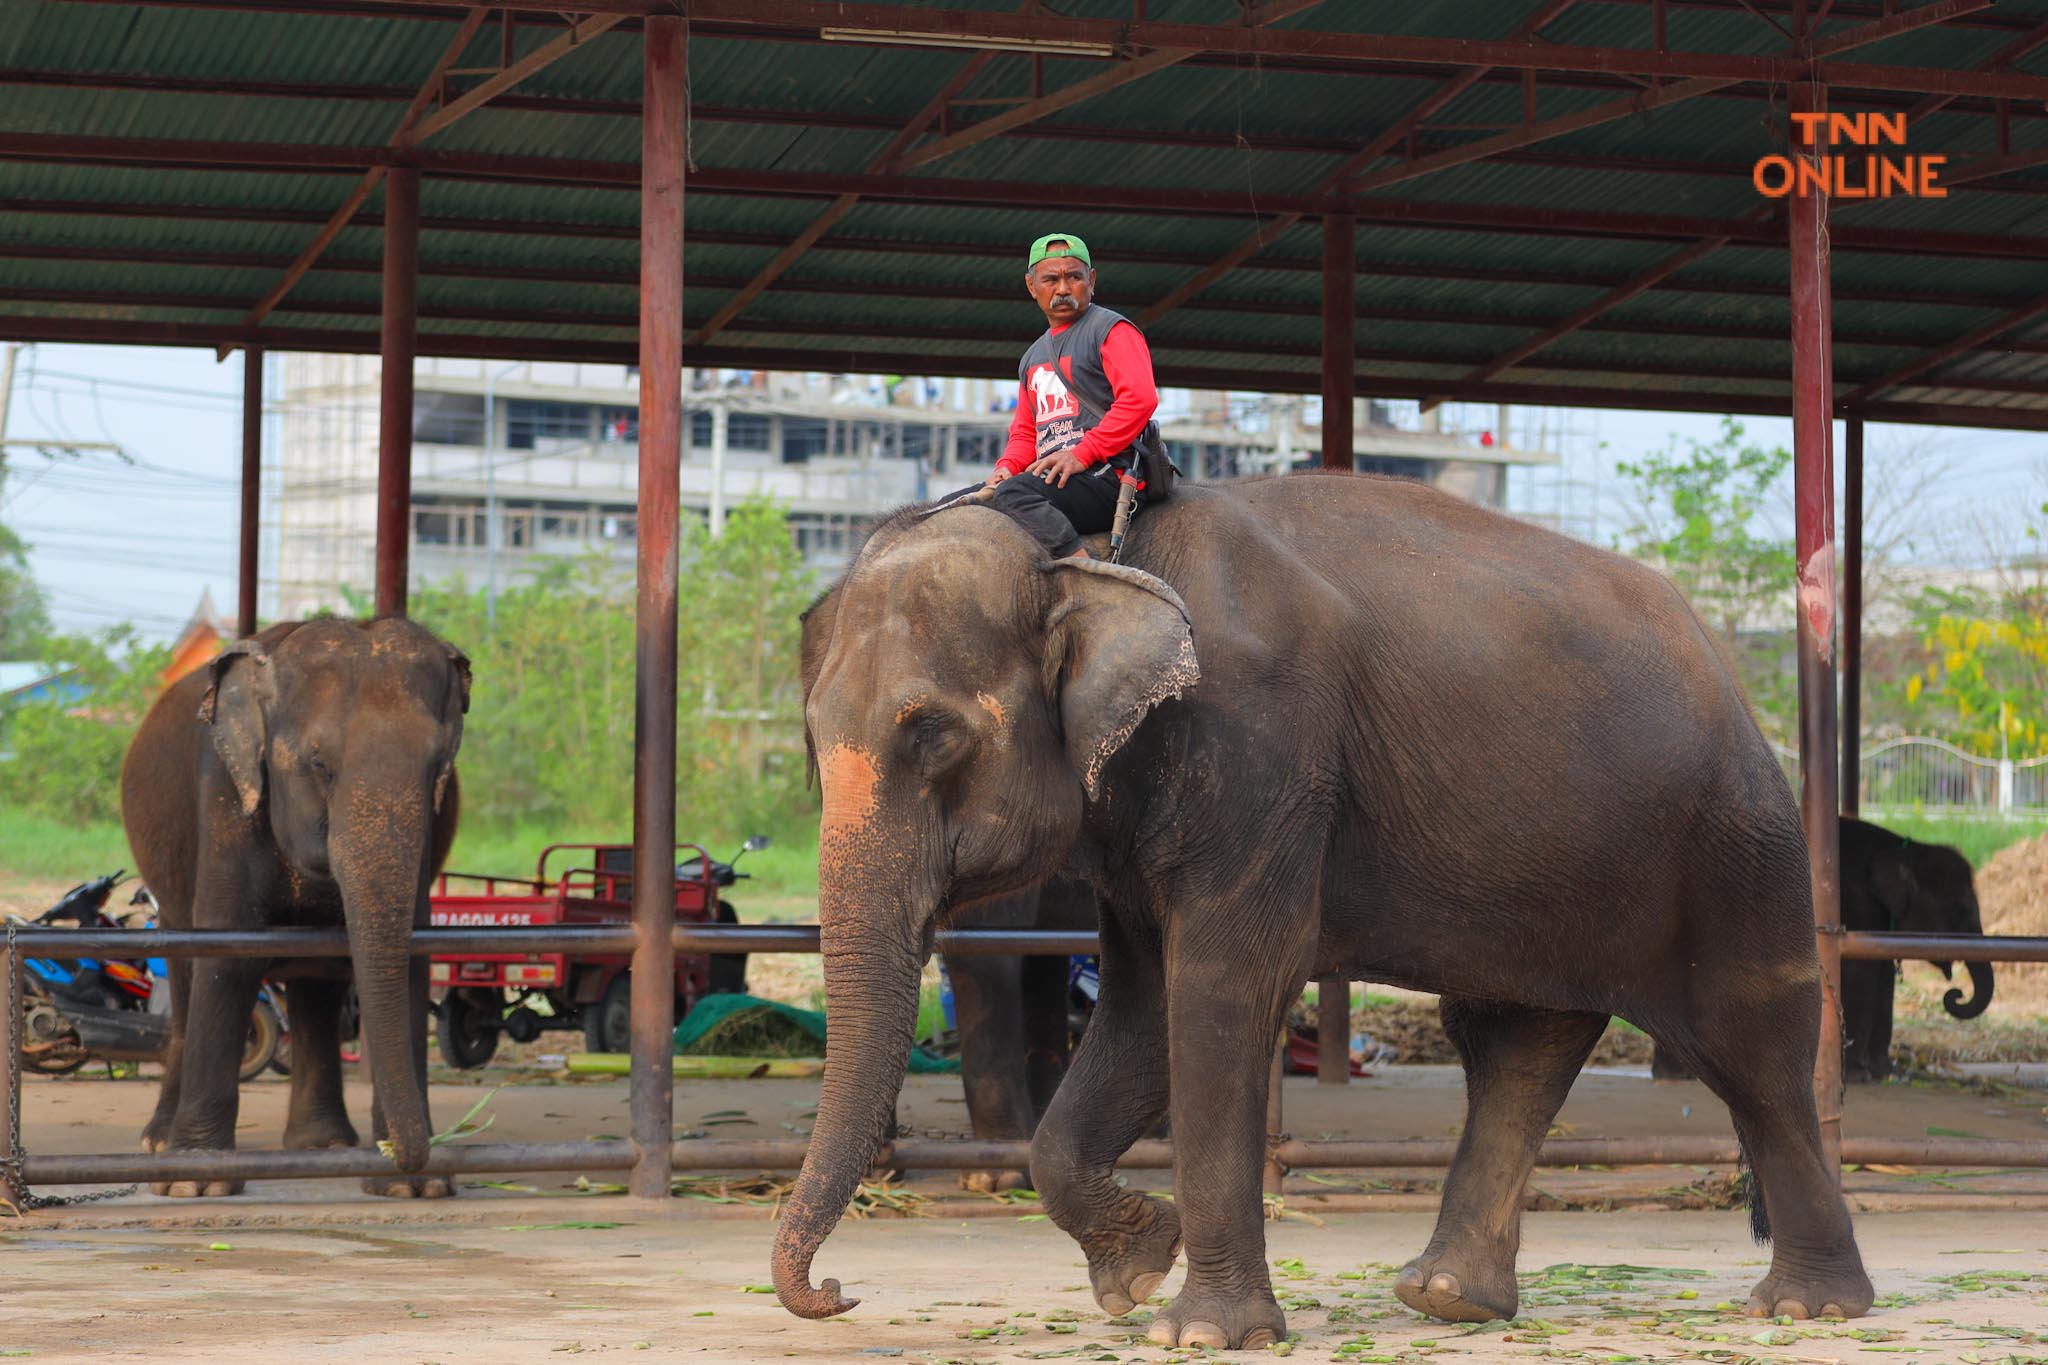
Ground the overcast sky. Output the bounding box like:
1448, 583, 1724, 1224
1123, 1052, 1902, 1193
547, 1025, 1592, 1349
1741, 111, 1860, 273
2, 342, 2042, 646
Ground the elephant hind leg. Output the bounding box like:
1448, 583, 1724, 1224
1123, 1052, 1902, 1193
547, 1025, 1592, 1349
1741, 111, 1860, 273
1679, 973, 1873, 1320
1396, 998, 1608, 1324
282, 977, 358, 1151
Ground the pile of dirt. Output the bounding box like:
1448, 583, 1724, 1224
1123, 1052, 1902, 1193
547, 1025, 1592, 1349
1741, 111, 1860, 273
1975, 832, 2048, 1012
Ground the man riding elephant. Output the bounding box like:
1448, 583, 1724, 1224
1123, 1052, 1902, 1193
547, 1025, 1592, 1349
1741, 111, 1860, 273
775, 475, 1872, 1348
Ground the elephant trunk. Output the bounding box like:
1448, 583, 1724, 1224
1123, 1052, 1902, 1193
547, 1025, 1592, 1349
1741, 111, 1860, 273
1943, 959, 1995, 1020
331, 777, 434, 1173
772, 911, 924, 1320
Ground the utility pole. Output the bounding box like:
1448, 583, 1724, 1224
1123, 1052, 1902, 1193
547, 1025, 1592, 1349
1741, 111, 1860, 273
0, 343, 19, 484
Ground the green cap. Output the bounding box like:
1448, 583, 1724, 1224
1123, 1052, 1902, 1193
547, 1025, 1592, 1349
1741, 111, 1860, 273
1026, 232, 1092, 270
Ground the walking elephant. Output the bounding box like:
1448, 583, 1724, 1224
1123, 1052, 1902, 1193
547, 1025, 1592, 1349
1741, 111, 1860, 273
121, 617, 469, 1197
774, 478, 1872, 1345
1652, 816, 1991, 1083
946, 875, 1096, 1191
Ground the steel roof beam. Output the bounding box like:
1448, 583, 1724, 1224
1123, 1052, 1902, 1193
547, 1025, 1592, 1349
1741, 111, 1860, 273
339, 0, 2048, 102
219, 9, 484, 355
692, 0, 1323, 344
6, 280, 1995, 383
1842, 290, 2048, 406
683, 44, 998, 348
6, 311, 2045, 431
226, 11, 624, 353
1137, 0, 1580, 327
1426, 0, 2012, 404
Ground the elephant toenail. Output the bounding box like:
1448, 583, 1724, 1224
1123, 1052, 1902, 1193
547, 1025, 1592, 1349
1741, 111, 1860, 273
1146, 1321, 1178, 1346
1242, 1328, 1279, 1349
1429, 1273, 1462, 1299
1777, 1300, 1810, 1319
1129, 1272, 1165, 1303
1099, 1292, 1134, 1316
1179, 1322, 1228, 1349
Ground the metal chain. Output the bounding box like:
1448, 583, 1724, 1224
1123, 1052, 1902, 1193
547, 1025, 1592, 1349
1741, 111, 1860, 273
3, 919, 137, 1213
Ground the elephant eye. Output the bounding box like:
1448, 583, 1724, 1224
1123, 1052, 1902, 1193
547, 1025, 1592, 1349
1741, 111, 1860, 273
906, 709, 971, 777
307, 751, 333, 782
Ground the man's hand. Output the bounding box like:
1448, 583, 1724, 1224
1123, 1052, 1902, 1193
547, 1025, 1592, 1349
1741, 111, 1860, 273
1026, 451, 1090, 488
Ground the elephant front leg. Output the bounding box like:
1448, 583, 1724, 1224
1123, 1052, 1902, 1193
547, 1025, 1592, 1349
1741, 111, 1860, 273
142, 957, 192, 1153
1143, 952, 1296, 1352
154, 958, 264, 1197
363, 957, 454, 1199
282, 978, 358, 1151
1031, 912, 1180, 1318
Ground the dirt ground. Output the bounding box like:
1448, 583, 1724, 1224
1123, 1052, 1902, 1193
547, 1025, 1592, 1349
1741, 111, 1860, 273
5, 1204, 2047, 1363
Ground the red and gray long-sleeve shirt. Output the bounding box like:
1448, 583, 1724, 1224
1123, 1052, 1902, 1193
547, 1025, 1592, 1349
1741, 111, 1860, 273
997, 304, 1160, 480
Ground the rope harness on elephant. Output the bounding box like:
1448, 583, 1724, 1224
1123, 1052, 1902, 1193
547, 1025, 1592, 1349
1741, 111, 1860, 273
3, 919, 138, 1213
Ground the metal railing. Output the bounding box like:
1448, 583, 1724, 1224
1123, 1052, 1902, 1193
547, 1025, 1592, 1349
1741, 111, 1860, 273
1775, 738, 2048, 818
7, 924, 2048, 1209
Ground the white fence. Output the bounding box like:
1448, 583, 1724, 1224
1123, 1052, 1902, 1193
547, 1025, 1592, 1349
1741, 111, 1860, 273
1773, 738, 2048, 819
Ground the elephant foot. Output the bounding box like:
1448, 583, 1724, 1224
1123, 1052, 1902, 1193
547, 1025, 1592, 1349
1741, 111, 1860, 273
1145, 1285, 1286, 1351
363, 1175, 457, 1199
1395, 1248, 1519, 1323
1084, 1194, 1182, 1316
957, 1169, 1031, 1194
1744, 1260, 1873, 1320
150, 1179, 244, 1198
283, 1116, 359, 1151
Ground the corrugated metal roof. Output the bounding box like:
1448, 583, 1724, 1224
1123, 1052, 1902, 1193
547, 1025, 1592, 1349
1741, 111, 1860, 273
3, 0, 2047, 427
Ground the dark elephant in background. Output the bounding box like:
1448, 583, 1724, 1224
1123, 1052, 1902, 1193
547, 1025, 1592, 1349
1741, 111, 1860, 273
121, 617, 469, 1197
945, 875, 1096, 1191
1653, 817, 1990, 1083
777, 478, 1871, 1348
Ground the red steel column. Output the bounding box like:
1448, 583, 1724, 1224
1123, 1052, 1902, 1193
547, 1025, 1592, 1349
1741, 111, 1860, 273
374, 167, 419, 618
1321, 211, 1355, 470
238, 346, 263, 637
1789, 81, 1844, 1176
629, 14, 686, 1202
1842, 417, 1864, 819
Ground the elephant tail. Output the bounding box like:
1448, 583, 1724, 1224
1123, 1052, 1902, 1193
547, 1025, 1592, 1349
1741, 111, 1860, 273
1736, 1127, 1770, 1244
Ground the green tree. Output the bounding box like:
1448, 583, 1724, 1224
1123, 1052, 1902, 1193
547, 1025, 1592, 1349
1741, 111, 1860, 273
1887, 586, 2048, 760
403, 498, 818, 843
0, 516, 52, 659
1615, 418, 1797, 736
0, 626, 171, 824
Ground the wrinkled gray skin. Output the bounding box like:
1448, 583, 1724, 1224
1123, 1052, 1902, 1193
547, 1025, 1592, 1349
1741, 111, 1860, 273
776, 480, 1871, 1348
122, 617, 467, 1198
1654, 817, 1991, 1083
945, 876, 1096, 1191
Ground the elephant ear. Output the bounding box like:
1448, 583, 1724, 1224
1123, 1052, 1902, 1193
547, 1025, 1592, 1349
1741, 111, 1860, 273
1043, 559, 1199, 800
197, 638, 275, 818
798, 584, 842, 791
1867, 848, 1918, 932
435, 644, 472, 814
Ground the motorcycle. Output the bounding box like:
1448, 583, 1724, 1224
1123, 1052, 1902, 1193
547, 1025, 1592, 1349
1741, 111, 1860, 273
13, 873, 282, 1081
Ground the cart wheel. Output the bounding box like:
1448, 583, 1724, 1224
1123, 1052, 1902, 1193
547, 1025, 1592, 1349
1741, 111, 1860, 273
437, 992, 501, 1069
585, 975, 632, 1055
708, 899, 748, 997
239, 999, 283, 1082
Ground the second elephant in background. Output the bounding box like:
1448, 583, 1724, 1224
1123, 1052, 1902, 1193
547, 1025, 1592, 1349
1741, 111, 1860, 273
946, 875, 1097, 1191
1653, 816, 1991, 1083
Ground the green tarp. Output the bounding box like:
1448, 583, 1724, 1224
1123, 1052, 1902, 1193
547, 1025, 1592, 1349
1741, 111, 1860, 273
673, 993, 959, 1074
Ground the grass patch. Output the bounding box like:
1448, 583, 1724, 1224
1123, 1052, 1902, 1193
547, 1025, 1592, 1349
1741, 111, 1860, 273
0, 808, 130, 882
1874, 816, 2048, 870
